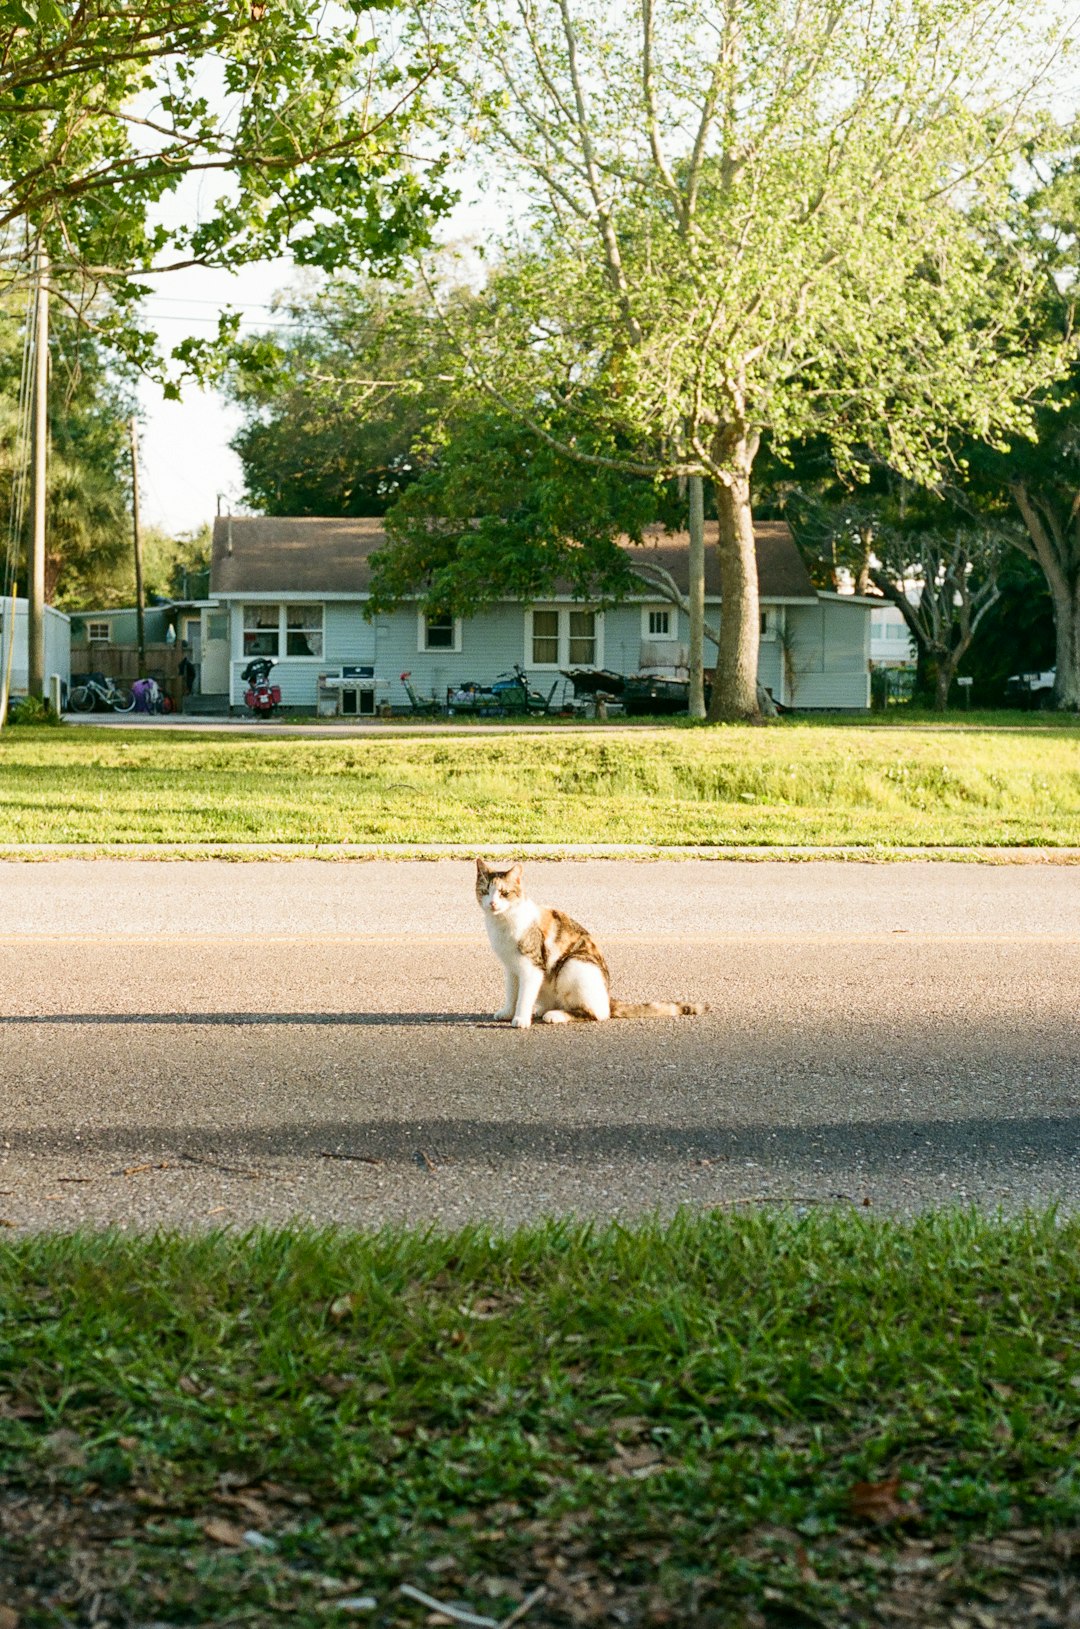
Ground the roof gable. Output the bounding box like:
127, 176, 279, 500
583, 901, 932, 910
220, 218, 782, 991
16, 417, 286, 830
210, 514, 816, 601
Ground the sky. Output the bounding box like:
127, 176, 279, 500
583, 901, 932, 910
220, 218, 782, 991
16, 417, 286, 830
135, 259, 294, 534
134, 208, 487, 536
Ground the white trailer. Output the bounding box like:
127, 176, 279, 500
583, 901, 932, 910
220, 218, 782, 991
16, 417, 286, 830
0, 597, 72, 701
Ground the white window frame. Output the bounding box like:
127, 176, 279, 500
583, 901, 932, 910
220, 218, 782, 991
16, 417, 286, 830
240, 603, 325, 660
641, 605, 677, 642
760, 607, 779, 641
284, 603, 325, 659
417, 609, 463, 653
525, 606, 605, 671
86, 620, 111, 643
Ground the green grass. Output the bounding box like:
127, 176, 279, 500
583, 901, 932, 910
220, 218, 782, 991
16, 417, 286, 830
2, 722, 1080, 845
2, 1212, 1079, 1626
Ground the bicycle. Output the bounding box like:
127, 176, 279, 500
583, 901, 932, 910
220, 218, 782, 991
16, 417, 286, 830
67, 673, 136, 713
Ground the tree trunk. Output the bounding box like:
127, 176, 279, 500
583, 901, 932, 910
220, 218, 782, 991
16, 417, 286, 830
687, 473, 706, 719
707, 443, 760, 723
934, 657, 952, 712
1052, 580, 1080, 710
1009, 483, 1080, 713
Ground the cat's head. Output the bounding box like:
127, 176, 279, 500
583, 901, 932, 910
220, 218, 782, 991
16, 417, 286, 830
476, 858, 524, 915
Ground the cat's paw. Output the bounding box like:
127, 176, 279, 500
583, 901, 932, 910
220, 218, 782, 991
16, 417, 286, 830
510, 1014, 533, 1029
540, 1010, 571, 1023
493, 1006, 514, 1021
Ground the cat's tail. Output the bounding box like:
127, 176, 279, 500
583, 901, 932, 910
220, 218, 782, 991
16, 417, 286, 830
609, 999, 707, 1019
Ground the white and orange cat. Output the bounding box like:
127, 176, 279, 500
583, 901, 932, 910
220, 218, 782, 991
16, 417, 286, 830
476, 858, 706, 1027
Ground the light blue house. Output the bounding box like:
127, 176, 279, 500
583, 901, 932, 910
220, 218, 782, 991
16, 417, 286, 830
204, 515, 873, 713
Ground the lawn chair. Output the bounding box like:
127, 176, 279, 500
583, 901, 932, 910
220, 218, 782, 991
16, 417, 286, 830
399, 672, 442, 717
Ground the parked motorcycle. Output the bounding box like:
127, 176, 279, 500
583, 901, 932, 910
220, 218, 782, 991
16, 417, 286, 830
241, 657, 282, 718
491, 663, 560, 715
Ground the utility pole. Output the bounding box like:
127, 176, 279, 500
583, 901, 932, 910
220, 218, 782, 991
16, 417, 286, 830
687, 473, 706, 719
130, 417, 146, 676
27, 242, 48, 700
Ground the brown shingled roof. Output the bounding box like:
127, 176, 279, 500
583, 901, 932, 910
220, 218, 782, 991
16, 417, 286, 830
625, 520, 815, 599
211, 514, 816, 601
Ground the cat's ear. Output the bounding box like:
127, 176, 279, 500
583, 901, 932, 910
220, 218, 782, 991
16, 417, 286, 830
476, 857, 489, 877
505, 863, 523, 886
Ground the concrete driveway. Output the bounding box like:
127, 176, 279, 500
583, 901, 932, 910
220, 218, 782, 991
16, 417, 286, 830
1, 859, 1077, 1228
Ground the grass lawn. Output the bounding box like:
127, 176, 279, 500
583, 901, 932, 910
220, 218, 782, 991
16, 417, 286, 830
1, 1212, 1079, 1627
1, 721, 1080, 846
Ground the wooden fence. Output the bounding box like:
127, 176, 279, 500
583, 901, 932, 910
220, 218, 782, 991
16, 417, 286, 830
70, 642, 185, 712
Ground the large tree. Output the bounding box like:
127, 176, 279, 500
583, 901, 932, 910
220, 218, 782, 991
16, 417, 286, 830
402, 0, 1071, 719
0, 293, 134, 607
767, 451, 1015, 709
227, 282, 458, 516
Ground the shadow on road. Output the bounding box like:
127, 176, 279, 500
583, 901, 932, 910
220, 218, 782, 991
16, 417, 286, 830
5, 1113, 1078, 1174
0, 1011, 486, 1026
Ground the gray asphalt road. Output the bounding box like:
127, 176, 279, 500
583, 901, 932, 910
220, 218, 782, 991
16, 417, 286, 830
1, 859, 1078, 1228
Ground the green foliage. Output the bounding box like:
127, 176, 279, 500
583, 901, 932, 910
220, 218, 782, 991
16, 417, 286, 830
145, 523, 212, 603
2, 1213, 1080, 1624
373, 409, 675, 615
0, 0, 451, 378
960, 553, 1056, 703
226, 282, 678, 614
0, 297, 133, 608
415, 0, 1069, 488
5, 693, 59, 726
770, 451, 1015, 707
1, 726, 1078, 845
227, 283, 453, 516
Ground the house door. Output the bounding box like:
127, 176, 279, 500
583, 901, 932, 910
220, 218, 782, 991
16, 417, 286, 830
183, 616, 201, 663
201, 608, 230, 694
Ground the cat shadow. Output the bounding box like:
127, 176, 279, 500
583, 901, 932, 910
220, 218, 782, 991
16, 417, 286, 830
0, 1011, 493, 1028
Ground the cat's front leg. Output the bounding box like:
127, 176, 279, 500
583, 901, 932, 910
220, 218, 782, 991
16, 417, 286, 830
493, 966, 517, 1021
510, 962, 545, 1029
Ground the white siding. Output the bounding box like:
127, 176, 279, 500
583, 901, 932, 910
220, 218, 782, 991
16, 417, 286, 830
784, 599, 870, 709
325, 603, 375, 664
222, 594, 869, 710
0, 600, 71, 693
375, 604, 529, 709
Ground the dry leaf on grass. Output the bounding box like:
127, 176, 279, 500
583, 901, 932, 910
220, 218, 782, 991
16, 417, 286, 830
848, 1476, 922, 1524
0, 1607, 19, 1629
218, 1490, 276, 1527
0, 1396, 42, 1420
606, 1442, 664, 1477
44, 1429, 86, 1469
203, 1517, 248, 1548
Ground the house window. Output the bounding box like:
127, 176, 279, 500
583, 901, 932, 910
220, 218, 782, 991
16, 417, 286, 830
760, 609, 778, 640
415, 609, 462, 651
286, 604, 323, 658
568, 610, 597, 665
424, 613, 454, 650
642, 606, 677, 641
243, 604, 325, 658
86, 621, 111, 642
418, 610, 462, 653
527, 607, 604, 669
531, 609, 560, 665
243, 605, 279, 657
